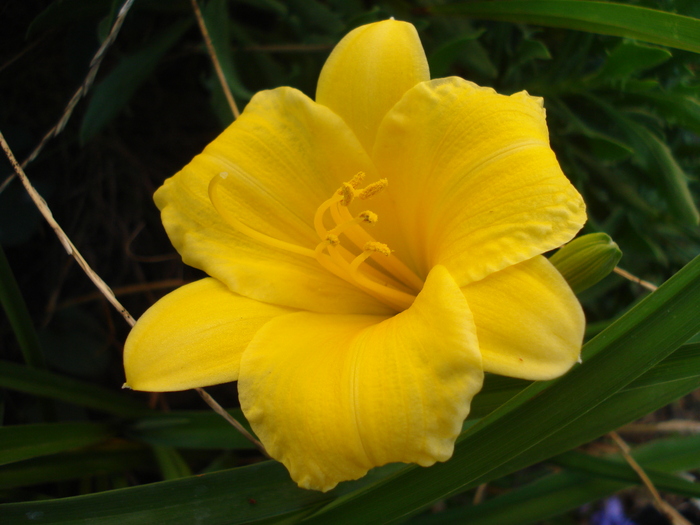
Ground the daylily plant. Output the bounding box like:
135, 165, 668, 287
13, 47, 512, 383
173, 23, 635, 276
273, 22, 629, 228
123, 20, 586, 492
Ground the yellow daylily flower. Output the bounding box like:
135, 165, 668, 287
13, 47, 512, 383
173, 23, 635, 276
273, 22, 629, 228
123, 20, 586, 492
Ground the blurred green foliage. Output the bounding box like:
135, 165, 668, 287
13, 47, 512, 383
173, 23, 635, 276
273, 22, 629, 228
1, 0, 699, 523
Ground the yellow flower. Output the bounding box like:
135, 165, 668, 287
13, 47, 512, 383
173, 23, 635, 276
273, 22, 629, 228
123, 20, 586, 492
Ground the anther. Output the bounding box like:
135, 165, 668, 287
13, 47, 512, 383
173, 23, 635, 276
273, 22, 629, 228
363, 241, 391, 256
358, 211, 378, 224
337, 183, 355, 206
357, 179, 388, 200
348, 171, 366, 188
326, 234, 340, 246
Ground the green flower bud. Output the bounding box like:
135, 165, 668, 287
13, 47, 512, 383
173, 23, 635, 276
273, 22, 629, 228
550, 233, 622, 294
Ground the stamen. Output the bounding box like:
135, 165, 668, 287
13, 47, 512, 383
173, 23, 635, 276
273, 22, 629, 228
334, 204, 425, 292
327, 211, 377, 237
349, 242, 415, 310
358, 211, 378, 224
357, 178, 388, 200
337, 183, 355, 206
348, 171, 366, 188
209, 173, 317, 259
313, 194, 343, 238
363, 241, 391, 256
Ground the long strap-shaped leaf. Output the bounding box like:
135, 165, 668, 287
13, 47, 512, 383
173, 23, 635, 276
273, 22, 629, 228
303, 255, 700, 524
431, 1, 700, 53
412, 432, 700, 525
2, 257, 698, 524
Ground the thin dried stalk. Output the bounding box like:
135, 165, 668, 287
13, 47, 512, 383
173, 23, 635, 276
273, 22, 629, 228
0, 131, 136, 327
2, 133, 259, 448
610, 431, 691, 525
190, 0, 240, 119
614, 267, 658, 292
3, 0, 258, 454
472, 484, 488, 505
619, 420, 700, 436
196, 388, 268, 456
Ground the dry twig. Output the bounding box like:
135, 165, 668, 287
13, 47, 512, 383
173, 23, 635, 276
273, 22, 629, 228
610, 431, 691, 525
619, 420, 700, 436
614, 267, 658, 292
2, 134, 261, 450
0, 131, 136, 327
196, 388, 268, 456
3, 0, 260, 455
190, 0, 240, 119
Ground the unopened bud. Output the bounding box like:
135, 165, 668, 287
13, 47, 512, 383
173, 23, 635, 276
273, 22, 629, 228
550, 233, 622, 294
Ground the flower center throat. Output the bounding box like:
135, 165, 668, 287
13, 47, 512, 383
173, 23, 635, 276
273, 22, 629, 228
209, 172, 424, 311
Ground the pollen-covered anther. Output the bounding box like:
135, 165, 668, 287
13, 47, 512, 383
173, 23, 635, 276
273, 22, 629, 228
348, 171, 366, 188
357, 179, 388, 200
363, 241, 391, 257
337, 183, 356, 206
358, 211, 378, 224
325, 234, 340, 246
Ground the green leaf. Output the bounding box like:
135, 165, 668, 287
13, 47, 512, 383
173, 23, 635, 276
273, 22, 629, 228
0, 443, 152, 490
630, 123, 699, 226
0, 360, 149, 417
593, 40, 672, 82
628, 342, 700, 389
1, 345, 698, 522
469, 375, 530, 420
79, 19, 191, 143
410, 470, 619, 525
549, 98, 634, 162
0, 245, 45, 369
0, 423, 112, 466
0, 463, 331, 524
428, 30, 486, 78
127, 410, 256, 449
301, 255, 700, 523
152, 445, 192, 480
515, 38, 551, 64
431, 1, 700, 54
552, 450, 700, 498
626, 90, 700, 136
412, 433, 700, 525
586, 95, 700, 225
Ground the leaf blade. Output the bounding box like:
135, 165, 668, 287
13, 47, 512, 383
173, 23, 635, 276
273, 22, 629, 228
432, 1, 700, 53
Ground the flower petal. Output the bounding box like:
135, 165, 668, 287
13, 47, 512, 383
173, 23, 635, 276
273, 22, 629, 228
461, 256, 585, 380
316, 19, 429, 154
239, 265, 482, 491
372, 77, 586, 285
123, 278, 293, 391
155, 87, 390, 315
